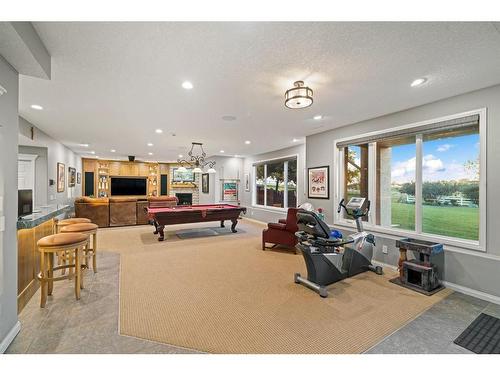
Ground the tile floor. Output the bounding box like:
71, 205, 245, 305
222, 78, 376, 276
6, 236, 499, 354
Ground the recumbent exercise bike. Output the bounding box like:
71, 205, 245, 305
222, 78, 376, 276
294, 197, 383, 298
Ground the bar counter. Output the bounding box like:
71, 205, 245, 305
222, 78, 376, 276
17, 205, 71, 311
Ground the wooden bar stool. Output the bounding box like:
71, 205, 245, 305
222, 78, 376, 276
37, 233, 89, 308
55, 218, 92, 275
60, 223, 99, 273
55, 217, 92, 233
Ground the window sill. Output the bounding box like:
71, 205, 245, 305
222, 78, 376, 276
251, 205, 288, 214
333, 220, 485, 253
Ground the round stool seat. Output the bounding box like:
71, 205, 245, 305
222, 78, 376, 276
60, 223, 98, 234
38, 233, 88, 248
57, 218, 91, 227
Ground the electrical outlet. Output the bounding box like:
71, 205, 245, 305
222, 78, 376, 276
382, 245, 388, 254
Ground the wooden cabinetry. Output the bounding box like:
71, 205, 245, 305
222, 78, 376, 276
82, 158, 166, 197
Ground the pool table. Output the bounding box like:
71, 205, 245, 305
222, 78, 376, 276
146, 204, 247, 241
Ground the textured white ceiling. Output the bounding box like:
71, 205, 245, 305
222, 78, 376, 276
19, 22, 500, 161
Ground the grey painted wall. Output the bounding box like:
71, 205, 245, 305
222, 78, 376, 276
198, 156, 244, 205
241, 144, 306, 224
18, 145, 48, 206
306, 84, 500, 298
19, 117, 82, 206
0, 56, 19, 349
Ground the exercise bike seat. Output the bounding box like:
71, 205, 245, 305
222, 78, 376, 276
296, 211, 331, 239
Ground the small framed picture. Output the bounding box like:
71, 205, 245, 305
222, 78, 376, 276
57, 163, 65, 192
308, 166, 329, 199
201, 173, 209, 194
68, 167, 76, 187
77, 172, 81, 184
244, 173, 250, 192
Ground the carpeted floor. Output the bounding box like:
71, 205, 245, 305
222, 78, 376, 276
98, 219, 451, 354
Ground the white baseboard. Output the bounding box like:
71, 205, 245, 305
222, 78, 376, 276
0, 321, 21, 354
442, 281, 500, 305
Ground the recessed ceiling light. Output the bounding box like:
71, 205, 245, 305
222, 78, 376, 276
292, 138, 299, 143
147, 143, 153, 147
220, 150, 225, 153
234, 154, 239, 158
244, 140, 251, 145
80, 143, 89, 147
178, 154, 183, 158
155, 129, 163, 134
90, 151, 96, 154
411, 77, 428, 87
182, 81, 193, 90
31, 104, 43, 110
95, 156, 100, 159
148, 152, 153, 156
222, 115, 237, 121
313, 115, 323, 120
110, 149, 116, 153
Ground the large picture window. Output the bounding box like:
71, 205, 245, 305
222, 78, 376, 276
335, 110, 485, 249
253, 156, 298, 209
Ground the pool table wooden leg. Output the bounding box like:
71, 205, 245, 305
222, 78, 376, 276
153, 220, 159, 235
158, 225, 165, 241
220, 220, 225, 228
231, 219, 238, 233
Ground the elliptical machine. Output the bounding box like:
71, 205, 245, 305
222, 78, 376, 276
294, 197, 383, 298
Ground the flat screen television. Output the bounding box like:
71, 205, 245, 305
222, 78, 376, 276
18, 189, 33, 217
111, 177, 147, 196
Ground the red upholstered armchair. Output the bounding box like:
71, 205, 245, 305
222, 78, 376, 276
262, 208, 299, 252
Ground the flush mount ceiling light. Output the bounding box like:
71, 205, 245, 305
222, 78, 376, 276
147, 142, 153, 147
285, 81, 313, 109
220, 150, 225, 153
292, 138, 299, 143
80, 143, 89, 147
155, 129, 163, 134
31, 104, 43, 110
182, 81, 193, 89
177, 142, 216, 174
313, 115, 323, 120
90, 151, 96, 154
245, 140, 251, 144
110, 149, 116, 153
411, 77, 428, 87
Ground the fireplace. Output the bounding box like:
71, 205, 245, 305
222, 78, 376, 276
176, 193, 193, 206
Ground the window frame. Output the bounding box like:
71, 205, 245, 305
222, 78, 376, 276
252, 154, 299, 212
333, 108, 487, 252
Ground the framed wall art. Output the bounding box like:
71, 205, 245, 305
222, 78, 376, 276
308, 166, 329, 199
57, 163, 65, 192
244, 173, 250, 192
201, 173, 209, 194
68, 167, 76, 187
221, 179, 239, 202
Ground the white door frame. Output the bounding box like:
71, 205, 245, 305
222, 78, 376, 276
18, 153, 38, 207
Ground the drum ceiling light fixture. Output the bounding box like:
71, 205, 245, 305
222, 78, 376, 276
177, 142, 216, 174
284, 80, 313, 109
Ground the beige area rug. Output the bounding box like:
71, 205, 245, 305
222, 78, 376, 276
98, 220, 451, 354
